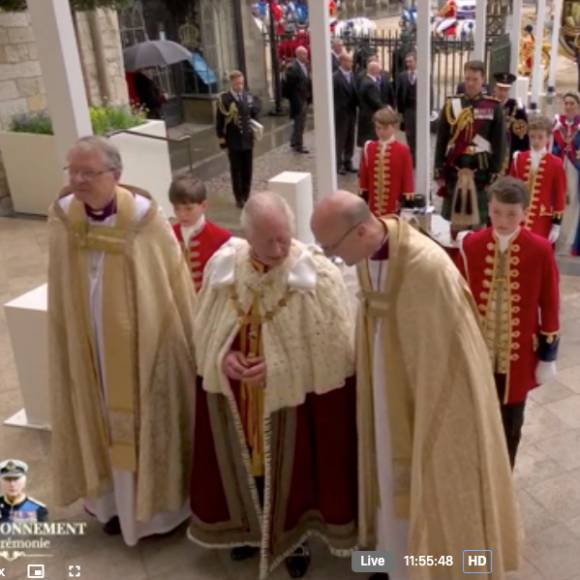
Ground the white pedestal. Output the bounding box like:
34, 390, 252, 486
109, 120, 174, 219
515, 76, 530, 106
3, 284, 51, 430
268, 171, 314, 244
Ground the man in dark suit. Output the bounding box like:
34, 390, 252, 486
285, 46, 312, 154
357, 60, 385, 148
397, 53, 418, 166
333, 52, 358, 175
396, 53, 435, 167
216, 70, 261, 208
364, 55, 395, 107
331, 37, 343, 72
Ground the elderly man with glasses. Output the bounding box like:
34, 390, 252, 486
47, 136, 197, 546
188, 191, 357, 579
311, 191, 520, 580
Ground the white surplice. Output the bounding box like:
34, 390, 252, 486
59, 194, 190, 546
367, 257, 410, 580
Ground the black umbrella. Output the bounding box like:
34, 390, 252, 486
124, 40, 192, 72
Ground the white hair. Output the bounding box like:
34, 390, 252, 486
240, 191, 296, 235
72, 135, 123, 172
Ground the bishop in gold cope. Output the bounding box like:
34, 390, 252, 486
48, 137, 196, 546
188, 192, 358, 579
311, 191, 520, 580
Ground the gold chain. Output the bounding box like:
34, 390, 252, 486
230, 288, 293, 324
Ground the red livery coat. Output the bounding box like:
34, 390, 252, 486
509, 150, 566, 238
173, 220, 231, 291
456, 227, 560, 404
359, 139, 414, 217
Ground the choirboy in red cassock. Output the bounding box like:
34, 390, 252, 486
359, 139, 414, 216
457, 227, 560, 404
509, 150, 566, 239
172, 219, 231, 291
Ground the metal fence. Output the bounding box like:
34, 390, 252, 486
266, 29, 511, 112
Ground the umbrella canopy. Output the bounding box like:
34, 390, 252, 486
123, 40, 192, 72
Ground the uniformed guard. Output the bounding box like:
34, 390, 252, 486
216, 70, 261, 208
0, 459, 48, 523
434, 60, 506, 237
493, 72, 529, 173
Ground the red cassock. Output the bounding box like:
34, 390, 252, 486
509, 151, 566, 239
359, 140, 414, 217
456, 228, 560, 404
172, 221, 231, 291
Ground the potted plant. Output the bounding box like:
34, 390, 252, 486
0, 104, 174, 216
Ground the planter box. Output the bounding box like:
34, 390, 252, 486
0, 120, 174, 218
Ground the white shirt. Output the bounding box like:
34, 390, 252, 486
378, 135, 396, 152
494, 228, 520, 253
180, 215, 206, 245
530, 148, 546, 172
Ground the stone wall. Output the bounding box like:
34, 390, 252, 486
0, 9, 127, 215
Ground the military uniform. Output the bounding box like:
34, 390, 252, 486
216, 91, 260, 207
502, 99, 529, 170
0, 459, 48, 523
434, 92, 506, 232
493, 72, 529, 173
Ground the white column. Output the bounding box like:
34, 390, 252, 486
511, 0, 524, 74
268, 171, 314, 243
27, 0, 92, 174
308, 0, 337, 199
474, 0, 487, 61
530, 0, 548, 109
416, 0, 431, 205
548, 0, 564, 94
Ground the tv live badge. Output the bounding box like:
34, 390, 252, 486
463, 550, 492, 574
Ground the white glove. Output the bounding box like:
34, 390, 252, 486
535, 360, 557, 384
548, 225, 561, 244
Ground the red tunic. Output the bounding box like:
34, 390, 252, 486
172, 220, 231, 291
359, 140, 414, 217
440, 0, 457, 18
456, 228, 560, 404
509, 150, 566, 238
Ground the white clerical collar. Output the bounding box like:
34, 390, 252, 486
493, 228, 520, 252
180, 215, 206, 243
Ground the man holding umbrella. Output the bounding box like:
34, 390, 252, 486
123, 39, 192, 118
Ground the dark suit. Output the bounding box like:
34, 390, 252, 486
357, 75, 386, 147
397, 70, 417, 166
332, 52, 340, 72
216, 91, 260, 206
378, 71, 396, 108
333, 68, 358, 170
285, 60, 312, 151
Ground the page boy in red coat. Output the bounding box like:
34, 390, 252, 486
169, 175, 232, 292
358, 106, 414, 217
456, 176, 560, 468
509, 114, 566, 243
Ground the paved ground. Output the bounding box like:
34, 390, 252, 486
1, 129, 580, 579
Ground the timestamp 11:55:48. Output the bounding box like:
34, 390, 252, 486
404, 556, 453, 566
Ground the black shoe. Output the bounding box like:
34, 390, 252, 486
235, 199, 245, 209
345, 165, 359, 174
103, 516, 121, 535
285, 543, 311, 578
231, 546, 259, 561
294, 147, 309, 154
338, 167, 347, 175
